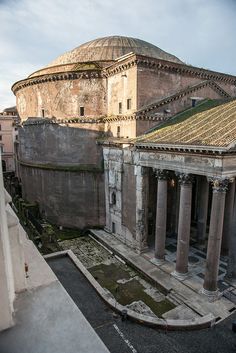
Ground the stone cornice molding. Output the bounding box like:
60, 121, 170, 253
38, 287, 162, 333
12, 53, 236, 95
104, 114, 166, 122
105, 54, 236, 84
12, 70, 105, 94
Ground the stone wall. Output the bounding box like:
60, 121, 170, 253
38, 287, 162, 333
19, 122, 105, 229
20, 166, 105, 229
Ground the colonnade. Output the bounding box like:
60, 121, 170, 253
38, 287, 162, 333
136, 166, 236, 298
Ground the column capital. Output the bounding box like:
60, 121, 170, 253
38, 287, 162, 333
153, 168, 168, 180
208, 177, 232, 192
176, 173, 193, 185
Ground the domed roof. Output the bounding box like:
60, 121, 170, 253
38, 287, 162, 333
28, 36, 183, 78
47, 36, 183, 67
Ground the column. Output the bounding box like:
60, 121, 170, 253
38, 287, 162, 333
173, 173, 192, 280
221, 179, 235, 255
203, 178, 228, 297
135, 166, 149, 252
196, 176, 209, 244
226, 184, 236, 282
154, 169, 167, 262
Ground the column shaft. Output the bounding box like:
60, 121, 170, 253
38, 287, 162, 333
155, 176, 167, 260
226, 189, 236, 281
221, 180, 235, 255
196, 176, 209, 243
175, 175, 192, 278
203, 179, 227, 293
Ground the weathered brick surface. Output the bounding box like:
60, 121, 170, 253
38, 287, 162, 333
16, 77, 107, 121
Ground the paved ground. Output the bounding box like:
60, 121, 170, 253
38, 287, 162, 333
90, 230, 236, 321
48, 256, 236, 353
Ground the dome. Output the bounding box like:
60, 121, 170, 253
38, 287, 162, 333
29, 36, 183, 77
48, 36, 183, 66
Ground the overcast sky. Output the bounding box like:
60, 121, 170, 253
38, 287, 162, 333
0, 0, 236, 110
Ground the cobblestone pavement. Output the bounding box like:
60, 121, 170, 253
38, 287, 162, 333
48, 256, 236, 353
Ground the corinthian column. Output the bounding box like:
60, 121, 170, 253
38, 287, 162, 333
173, 173, 192, 280
154, 169, 168, 263
203, 177, 228, 297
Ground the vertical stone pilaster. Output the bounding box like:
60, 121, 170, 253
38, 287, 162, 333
154, 169, 167, 262
135, 166, 149, 252
203, 178, 228, 297
196, 176, 209, 244
221, 179, 235, 255
173, 173, 192, 280
103, 160, 111, 232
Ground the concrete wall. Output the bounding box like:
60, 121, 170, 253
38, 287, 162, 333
19, 122, 105, 229
16, 77, 107, 121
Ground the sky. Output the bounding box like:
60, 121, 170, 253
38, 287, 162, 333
0, 0, 236, 110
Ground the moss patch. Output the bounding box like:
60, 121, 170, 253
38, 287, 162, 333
90, 262, 175, 317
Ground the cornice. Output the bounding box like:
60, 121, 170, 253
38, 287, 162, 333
105, 54, 236, 84
12, 70, 106, 94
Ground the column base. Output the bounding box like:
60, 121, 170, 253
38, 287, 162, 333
201, 287, 219, 302
171, 270, 188, 281
151, 257, 165, 266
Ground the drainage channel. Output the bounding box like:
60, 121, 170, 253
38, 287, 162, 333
47, 255, 236, 353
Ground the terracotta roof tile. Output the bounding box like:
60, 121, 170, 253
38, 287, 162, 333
135, 99, 236, 148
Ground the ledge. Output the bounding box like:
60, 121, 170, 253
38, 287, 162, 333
19, 160, 104, 173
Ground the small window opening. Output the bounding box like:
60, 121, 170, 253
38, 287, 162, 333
119, 102, 122, 114
112, 222, 116, 234
80, 106, 85, 116
127, 98, 131, 110
117, 126, 120, 138
42, 109, 45, 118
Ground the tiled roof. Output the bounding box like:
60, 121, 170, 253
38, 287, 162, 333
135, 99, 236, 149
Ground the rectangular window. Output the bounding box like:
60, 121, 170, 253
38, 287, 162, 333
80, 106, 85, 116
0, 135, 2, 141
119, 102, 122, 114
117, 126, 120, 138
127, 98, 131, 110
42, 109, 45, 118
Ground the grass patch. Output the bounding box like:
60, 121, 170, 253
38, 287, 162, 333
89, 262, 175, 317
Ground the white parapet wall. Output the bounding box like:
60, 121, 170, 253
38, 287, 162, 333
0, 152, 26, 331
